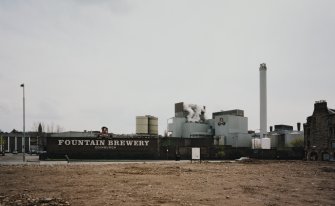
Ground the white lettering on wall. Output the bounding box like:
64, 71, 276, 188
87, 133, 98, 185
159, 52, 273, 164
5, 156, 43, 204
57, 139, 151, 147
71, 140, 77, 145
144, 141, 149, 146
58, 140, 64, 145
97, 140, 105, 146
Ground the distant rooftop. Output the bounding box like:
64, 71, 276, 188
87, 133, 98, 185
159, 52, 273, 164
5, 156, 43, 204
212, 109, 244, 118
315, 100, 326, 104
274, 125, 293, 131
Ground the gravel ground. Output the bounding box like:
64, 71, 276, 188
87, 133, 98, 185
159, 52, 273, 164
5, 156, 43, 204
0, 159, 335, 206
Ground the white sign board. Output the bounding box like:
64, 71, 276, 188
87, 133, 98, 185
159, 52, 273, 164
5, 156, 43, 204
192, 147, 200, 160
261, 138, 271, 149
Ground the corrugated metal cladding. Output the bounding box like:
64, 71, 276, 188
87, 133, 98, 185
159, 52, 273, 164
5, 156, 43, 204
136, 115, 158, 135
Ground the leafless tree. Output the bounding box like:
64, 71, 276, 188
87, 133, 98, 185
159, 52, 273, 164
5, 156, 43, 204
56, 125, 65, 133
31, 122, 64, 133
47, 122, 54, 133
31, 122, 39, 132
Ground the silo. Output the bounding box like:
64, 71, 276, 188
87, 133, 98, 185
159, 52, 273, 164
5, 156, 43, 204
148, 116, 158, 135
136, 115, 158, 135
136, 116, 149, 134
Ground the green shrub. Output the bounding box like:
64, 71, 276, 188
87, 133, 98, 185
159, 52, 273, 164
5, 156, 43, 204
217, 146, 225, 159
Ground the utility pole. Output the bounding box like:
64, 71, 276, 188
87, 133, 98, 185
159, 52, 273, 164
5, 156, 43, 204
20, 83, 25, 162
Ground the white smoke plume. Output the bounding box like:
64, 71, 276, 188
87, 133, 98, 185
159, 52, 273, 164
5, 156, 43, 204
183, 103, 206, 122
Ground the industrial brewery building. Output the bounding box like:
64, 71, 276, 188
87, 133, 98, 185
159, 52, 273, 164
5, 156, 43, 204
1, 101, 307, 160
167, 102, 252, 148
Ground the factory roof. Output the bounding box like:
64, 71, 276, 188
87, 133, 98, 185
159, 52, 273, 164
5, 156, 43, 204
212, 109, 244, 118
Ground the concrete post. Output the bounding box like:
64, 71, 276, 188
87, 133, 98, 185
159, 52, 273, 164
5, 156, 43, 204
14, 136, 17, 153
7, 136, 10, 152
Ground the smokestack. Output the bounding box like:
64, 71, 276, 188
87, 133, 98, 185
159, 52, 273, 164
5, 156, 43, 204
270, 126, 273, 132
297, 122, 301, 131
259, 63, 267, 138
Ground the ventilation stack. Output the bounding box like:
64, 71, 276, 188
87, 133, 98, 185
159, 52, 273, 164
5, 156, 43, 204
259, 63, 270, 149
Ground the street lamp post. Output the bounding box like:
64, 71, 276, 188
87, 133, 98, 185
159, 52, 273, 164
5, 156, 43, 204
20, 83, 25, 162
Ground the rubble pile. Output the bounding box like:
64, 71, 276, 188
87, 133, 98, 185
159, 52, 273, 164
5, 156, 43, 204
0, 193, 70, 206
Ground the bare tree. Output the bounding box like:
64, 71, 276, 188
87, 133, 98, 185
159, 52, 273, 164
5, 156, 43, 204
31, 122, 63, 133
56, 125, 64, 133
31, 122, 40, 132
41, 122, 46, 133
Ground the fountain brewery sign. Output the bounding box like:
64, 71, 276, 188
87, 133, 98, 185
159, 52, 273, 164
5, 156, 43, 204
58, 139, 150, 149
46, 137, 159, 159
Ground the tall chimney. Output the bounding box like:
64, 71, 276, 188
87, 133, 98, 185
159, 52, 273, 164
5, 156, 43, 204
297, 122, 301, 131
259, 63, 267, 139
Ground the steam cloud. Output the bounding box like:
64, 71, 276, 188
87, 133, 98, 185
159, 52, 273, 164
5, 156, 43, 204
183, 104, 206, 122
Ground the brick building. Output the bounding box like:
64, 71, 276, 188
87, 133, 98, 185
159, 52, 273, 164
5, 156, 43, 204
304, 100, 335, 161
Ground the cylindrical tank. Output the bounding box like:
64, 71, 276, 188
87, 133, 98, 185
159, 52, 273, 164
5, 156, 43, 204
252, 138, 261, 149
148, 116, 158, 135
136, 116, 149, 134
136, 115, 158, 135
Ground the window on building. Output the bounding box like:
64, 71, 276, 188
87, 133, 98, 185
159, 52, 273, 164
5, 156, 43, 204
310, 151, 318, 161
322, 152, 330, 161
332, 141, 335, 149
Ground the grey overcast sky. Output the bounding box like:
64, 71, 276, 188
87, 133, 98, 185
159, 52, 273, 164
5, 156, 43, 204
1, 0, 335, 134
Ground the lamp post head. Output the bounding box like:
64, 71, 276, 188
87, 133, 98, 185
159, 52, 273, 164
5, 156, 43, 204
20, 83, 24, 87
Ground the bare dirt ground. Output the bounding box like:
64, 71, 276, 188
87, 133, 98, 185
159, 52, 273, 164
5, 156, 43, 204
0, 160, 335, 206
